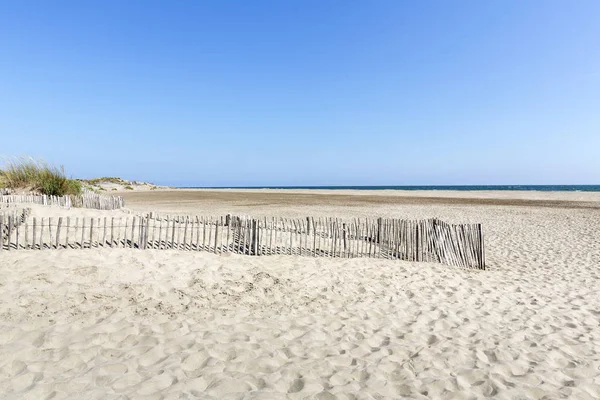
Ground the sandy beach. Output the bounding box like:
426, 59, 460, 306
1, 189, 599, 399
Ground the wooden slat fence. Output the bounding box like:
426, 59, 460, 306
0, 190, 124, 210
0, 208, 32, 250
0, 214, 485, 269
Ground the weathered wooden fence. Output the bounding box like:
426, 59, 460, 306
0, 214, 485, 269
0, 190, 124, 210
0, 208, 31, 248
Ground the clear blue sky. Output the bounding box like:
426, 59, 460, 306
1, 1, 599, 186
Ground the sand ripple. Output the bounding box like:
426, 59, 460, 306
1, 204, 600, 399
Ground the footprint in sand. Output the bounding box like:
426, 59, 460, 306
288, 378, 304, 393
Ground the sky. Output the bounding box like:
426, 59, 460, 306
1, 1, 599, 187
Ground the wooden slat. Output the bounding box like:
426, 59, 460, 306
225, 216, 231, 253
287, 219, 292, 256
131, 217, 136, 249
250, 219, 257, 256
40, 216, 46, 250
176, 217, 182, 250
240, 218, 246, 255
124, 218, 129, 249
247, 218, 253, 255
202, 217, 207, 251
388, 220, 394, 259
467, 225, 478, 268
194, 217, 200, 251
478, 224, 485, 270
459, 225, 471, 267
33, 217, 38, 250
0, 216, 4, 252
206, 217, 212, 253
295, 219, 300, 256
294, 219, 299, 256
219, 216, 224, 252
208, 217, 213, 251
101, 217, 106, 247
80, 218, 85, 249
158, 218, 164, 249
354, 221, 359, 258
14, 216, 20, 250
342, 223, 347, 258
269, 217, 274, 255
56, 217, 63, 249
144, 217, 149, 249
313, 218, 318, 256
138, 218, 144, 249
89, 218, 94, 249
335, 219, 340, 258
187, 218, 193, 251
356, 219, 365, 257
182, 217, 188, 251
367, 220, 373, 258
23, 216, 29, 249
329, 218, 333, 257
7, 216, 13, 251
330, 218, 335, 257
171, 217, 177, 249
274, 217, 280, 255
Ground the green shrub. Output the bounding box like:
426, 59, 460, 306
124, 185, 134, 190
1, 157, 82, 196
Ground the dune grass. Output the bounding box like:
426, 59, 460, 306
83, 177, 127, 186
0, 157, 82, 196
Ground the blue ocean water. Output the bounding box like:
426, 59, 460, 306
185, 185, 600, 192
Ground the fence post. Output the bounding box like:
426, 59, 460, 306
251, 219, 257, 256
7, 216, 13, 251
478, 224, 485, 270
0, 215, 4, 251
56, 217, 63, 249
343, 223, 347, 255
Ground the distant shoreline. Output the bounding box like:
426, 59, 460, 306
177, 185, 600, 192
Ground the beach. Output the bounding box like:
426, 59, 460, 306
1, 189, 599, 399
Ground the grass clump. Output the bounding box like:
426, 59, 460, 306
0, 157, 82, 196
124, 185, 134, 190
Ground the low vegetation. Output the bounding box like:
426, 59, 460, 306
82, 177, 128, 186
81, 177, 160, 191
0, 157, 82, 196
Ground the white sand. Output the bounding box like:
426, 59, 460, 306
120, 187, 600, 202
1, 191, 600, 399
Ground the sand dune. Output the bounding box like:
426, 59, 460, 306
1, 190, 599, 399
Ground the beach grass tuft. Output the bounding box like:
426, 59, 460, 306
0, 157, 82, 196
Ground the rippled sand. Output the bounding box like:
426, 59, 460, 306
1, 190, 599, 399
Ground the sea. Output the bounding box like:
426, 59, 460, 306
185, 185, 600, 192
